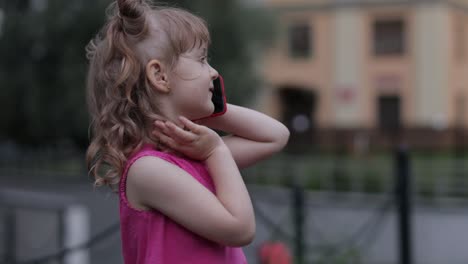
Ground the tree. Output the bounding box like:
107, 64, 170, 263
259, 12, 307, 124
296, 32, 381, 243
0, 0, 275, 149
0, 0, 110, 148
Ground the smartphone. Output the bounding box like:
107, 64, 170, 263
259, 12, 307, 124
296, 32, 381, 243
209, 74, 227, 118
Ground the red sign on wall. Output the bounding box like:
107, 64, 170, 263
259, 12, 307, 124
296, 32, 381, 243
336, 85, 356, 103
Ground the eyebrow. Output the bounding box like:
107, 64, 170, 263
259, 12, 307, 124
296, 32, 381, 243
200, 48, 207, 56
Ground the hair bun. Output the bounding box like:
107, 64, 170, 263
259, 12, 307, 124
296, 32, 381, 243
117, 0, 145, 20
115, 0, 149, 36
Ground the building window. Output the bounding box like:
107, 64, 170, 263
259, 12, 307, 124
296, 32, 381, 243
455, 94, 466, 150
455, 94, 466, 126
378, 95, 401, 132
288, 23, 312, 58
373, 19, 405, 56
279, 87, 316, 153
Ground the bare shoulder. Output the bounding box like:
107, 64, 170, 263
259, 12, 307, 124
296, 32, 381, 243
128, 155, 176, 180
125, 155, 190, 210
124, 155, 253, 246
125, 155, 213, 213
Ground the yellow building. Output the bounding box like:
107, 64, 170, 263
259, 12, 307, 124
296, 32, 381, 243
258, 0, 468, 150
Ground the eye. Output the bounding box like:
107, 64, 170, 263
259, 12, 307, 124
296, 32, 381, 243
200, 56, 208, 63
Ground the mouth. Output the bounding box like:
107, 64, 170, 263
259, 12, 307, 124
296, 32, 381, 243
209, 87, 214, 93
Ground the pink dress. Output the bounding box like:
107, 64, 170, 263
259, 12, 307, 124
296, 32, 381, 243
119, 144, 248, 264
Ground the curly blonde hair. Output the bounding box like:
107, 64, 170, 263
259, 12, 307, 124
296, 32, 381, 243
85, 0, 210, 191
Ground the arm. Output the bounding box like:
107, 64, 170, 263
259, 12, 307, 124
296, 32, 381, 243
131, 118, 255, 246
197, 104, 290, 169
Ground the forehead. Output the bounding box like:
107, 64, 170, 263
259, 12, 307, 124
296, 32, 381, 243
183, 45, 208, 56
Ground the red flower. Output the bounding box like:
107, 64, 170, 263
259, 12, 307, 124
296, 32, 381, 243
258, 241, 292, 264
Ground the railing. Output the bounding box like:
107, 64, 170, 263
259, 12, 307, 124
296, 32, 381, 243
0, 188, 90, 264
243, 150, 468, 201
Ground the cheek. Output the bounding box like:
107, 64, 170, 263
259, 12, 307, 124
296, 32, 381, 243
174, 61, 203, 80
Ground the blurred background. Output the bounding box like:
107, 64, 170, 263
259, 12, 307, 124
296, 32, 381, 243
1, 0, 468, 263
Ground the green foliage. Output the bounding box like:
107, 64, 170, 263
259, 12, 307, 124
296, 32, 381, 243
332, 166, 351, 192
314, 246, 363, 264
0, 0, 110, 147
305, 176, 321, 191
0, 0, 276, 148
362, 168, 382, 193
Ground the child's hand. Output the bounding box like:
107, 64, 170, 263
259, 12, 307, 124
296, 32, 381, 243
152, 116, 224, 161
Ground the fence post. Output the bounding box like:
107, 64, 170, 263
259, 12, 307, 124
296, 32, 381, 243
4, 207, 16, 263
0, 189, 90, 264
395, 145, 412, 264
63, 205, 90, 264
292, 182, 304, 264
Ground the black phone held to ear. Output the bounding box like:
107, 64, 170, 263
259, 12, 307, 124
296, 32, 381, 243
192, 74, 227, 121
210, 75, 227, 117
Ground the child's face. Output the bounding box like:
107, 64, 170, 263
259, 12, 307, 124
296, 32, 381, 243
168, 45, 219, 120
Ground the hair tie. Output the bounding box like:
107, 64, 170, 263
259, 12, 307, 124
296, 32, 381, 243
116, 12, 126, 32
116, 11, 125, 25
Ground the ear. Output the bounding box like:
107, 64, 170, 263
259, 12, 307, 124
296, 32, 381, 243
146, 59, 170, 93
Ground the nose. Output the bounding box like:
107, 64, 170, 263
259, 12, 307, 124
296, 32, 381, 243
209, 65, 219, 80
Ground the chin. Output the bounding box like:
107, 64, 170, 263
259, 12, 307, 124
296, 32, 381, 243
207, 103, 215, 114
188, 105, 215, 120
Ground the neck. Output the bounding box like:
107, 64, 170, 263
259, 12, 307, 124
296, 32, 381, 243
156, 100, 185, 127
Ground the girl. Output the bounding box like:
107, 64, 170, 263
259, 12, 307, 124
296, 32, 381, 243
85, 0, 290, 263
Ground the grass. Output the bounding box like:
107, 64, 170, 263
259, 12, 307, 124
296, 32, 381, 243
244, 150, 468, 198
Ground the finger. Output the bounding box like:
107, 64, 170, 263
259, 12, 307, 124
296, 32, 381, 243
154, 120, 166, 127
155, 120, 196, 146
155, 120, 171, 135
153, 129, 178, 150
165, 121, 197, 143
178, 116, 200, 133
152, 131, 174, 153
154, 120, 165, 130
